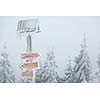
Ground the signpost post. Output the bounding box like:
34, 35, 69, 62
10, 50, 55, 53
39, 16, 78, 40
17, 18, 41, 83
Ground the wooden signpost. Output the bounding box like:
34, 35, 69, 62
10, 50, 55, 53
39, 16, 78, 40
17, 19, 41, 82
21, 52, 40, 81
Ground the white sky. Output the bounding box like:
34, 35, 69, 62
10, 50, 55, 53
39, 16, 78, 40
0, 16, 100, 78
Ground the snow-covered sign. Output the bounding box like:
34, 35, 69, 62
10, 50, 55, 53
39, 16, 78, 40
21, 70, 33, 78
21, 53, 40, 59
17, 18, 41, 82
22, 62, 39, 68
17, 19, 38, 34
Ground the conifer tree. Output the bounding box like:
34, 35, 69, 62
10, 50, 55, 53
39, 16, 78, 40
64, 56, 74, 83
35, 50, 58, 83
73, 34, 92, 83
0, 44, 16, 83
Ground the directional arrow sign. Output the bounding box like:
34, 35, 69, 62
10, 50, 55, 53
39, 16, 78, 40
21, 70, 33, 78
22, 62, 39, 69
21, 53, 40, 59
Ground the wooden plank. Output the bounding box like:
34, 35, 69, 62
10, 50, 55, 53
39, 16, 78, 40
21, 70, 33, 78
22, 62, 39, 68
21, 53, 40, 59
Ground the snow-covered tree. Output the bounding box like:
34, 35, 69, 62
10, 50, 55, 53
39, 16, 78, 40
73, 34, 92, 83
56, 56, 74, 83
64, 56, 74, 83
95, 51, 100, 82
55, 72, 63, 83
97, 54, 100, 68
35, 50, 58, 83
0, 45, 16, 83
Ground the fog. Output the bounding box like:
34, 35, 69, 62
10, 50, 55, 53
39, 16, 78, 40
0, 16, 100, 79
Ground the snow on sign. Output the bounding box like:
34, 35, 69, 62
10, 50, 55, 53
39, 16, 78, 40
21, 53, 40, 59
22, 62, 39, 68
22, 70, 33, 78
16, 18, 41, 82
17, 19, 39, 33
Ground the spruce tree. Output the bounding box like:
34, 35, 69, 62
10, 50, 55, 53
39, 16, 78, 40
64, 56, 74, 83
95, 51, 100, 82
73, 34, 92, 83
0, 45, 16, 83
35, 50, 58, 83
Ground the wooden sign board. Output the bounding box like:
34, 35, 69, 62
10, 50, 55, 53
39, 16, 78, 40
22, 62, 39, 69
21, 70, 33, 78
17, 19, 37, 34
21, 53, 40, 59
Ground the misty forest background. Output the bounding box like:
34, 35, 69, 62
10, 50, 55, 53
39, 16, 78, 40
0, 34, 100, 83
0, 17, 100, 83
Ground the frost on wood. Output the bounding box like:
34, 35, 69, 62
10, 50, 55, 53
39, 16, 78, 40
19, 64, 33, 83
0, 46, 16, 83
35, 50, 58, 83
